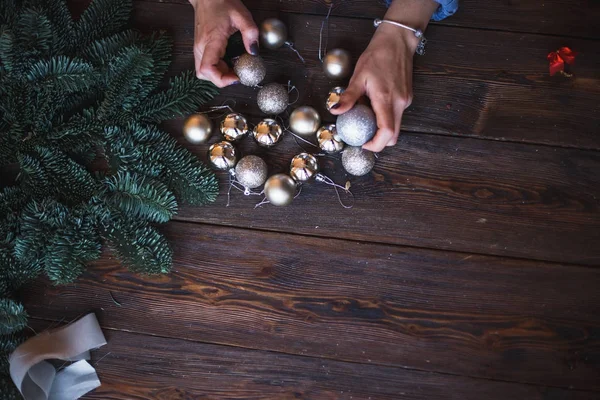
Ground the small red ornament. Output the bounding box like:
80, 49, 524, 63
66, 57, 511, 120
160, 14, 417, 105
547, 47, 577, 77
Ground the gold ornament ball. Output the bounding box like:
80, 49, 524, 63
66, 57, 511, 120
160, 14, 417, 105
253, 118, 283, 147
233, 53, 267, 87
316, 124, 345, 154
289, 106, 321, 137
342, 146, 376, 176
260, 18, 288, 50
257, 83, 289, 115
208, 141, 237, 171
290, 153, 319, 183
326, 86, 345, 111
183, 114, 213, 144
220, 113, 248, 142
235, 155, 268, 189
323, 48, 352, 79
265, 174, 297, 206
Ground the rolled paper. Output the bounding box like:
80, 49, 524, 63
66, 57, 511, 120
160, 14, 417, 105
10, 313, 107, 400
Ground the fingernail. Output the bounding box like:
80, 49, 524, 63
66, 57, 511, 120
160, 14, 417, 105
250, 42, 259, 56
231, 80, 241, 85
331, 103, 341, 109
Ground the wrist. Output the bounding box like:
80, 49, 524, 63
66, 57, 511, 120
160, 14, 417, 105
373, 23, 419, 55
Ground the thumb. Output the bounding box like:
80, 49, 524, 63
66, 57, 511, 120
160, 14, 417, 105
231, 10, 260, 55
330, 81, 363, 115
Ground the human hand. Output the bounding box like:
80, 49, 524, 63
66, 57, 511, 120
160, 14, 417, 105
189, 0, 259, 87
330, 25, 415, 152
330, 0, 437, 152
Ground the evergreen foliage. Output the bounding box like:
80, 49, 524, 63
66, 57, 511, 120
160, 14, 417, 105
0, 0, 219, 394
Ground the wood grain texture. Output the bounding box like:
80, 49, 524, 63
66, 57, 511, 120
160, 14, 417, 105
21, 222, 600, 390
126, 1, 600, 149
22, 323, 595, 400
131, 0, 600, 39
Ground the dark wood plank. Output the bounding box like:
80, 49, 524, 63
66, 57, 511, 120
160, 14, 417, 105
131, 2, 600, 150
163, 124, 600, 265
23, 323, 595, 400
133, 0, 600, 40
21, 223, 600, 390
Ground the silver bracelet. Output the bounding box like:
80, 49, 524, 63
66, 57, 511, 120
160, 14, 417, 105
373, 18, 427, 55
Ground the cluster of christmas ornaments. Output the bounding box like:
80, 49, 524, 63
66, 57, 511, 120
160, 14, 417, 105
181, 18, 380, 207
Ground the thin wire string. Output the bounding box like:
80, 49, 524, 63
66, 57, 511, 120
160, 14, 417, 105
287, 81, 300, 105
285, 41, 306, 63
316, 173, 354, 209
318, 3, 334, 62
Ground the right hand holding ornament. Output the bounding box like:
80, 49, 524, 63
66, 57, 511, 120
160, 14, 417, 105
189, 0, 259, 87
330, 0, 438, 153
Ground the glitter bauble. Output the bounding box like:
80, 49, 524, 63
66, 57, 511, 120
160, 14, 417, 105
326, 86, 345, 112
316, 124, 344, 154
208, 141, 237, 171
342, 146, 376, 176
264, 174, 297, 206
290, 153, 319, 183
253, 118, 283, 147
235, 155, 268, 189
183, 114, 213, 144
289, 106, 321, 137
233, 54, 266, 87
336, 104, 377, 146
260, 18, 288, 50
220, 113, 248, 142
323, 48, 352, 79
257, 83, 289, 115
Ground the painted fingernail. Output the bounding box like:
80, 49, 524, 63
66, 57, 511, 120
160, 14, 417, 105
331, 103, 341, 109
231, 80, 241, 85
250, 42, 259, 55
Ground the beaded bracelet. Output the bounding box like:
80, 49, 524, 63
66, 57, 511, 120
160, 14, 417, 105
373, 18, 427, 55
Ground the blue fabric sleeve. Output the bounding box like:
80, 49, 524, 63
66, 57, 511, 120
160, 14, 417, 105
384, 0, 458, 21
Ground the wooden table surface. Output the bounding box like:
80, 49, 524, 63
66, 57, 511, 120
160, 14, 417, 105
23, 0, 600, 398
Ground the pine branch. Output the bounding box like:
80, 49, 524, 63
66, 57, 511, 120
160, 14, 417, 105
0, 298, 27, 335
102, 171, 178, 223
0, 26, 14, 73
72, 0, 132, 50
13, 8, 53, 62
83, 30, 141, 66
135, 71, 218, 123
27, 56, 97, 93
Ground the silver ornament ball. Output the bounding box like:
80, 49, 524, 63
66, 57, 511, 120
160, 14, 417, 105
264, 174, 297, 206
316, 124, 344, 154
323, 48, 352, 79
257, 83, 289, 115
342, 146, 376, 177
290, 153, 319, 183
233, 54, 266, 87
289, 106, 321, 137
326, 86, 345, 112
260, 18, 288, 50
220, 113, 248, 142
208, 141, 237, 171
336, 104, 377, 146
183, 114, 213, 144
235, 155, 268, 189
253, 118, 283, 147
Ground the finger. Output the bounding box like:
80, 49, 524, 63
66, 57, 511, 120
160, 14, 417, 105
199, 41, 239, 87
386, 105, 404, 147
231, 9, 259, 55
330, 80, 364, 115
362, 98, 395, 152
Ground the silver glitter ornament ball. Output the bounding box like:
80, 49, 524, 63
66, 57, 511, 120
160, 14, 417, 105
220, 113, 248, 142
336, 104, 377, 146
323, 48, 352, 79
342, 146, 376, 177
233, 54, 266, 87
235, 155, 268, 189
183, 114, 213, 144
208, 141, 237, 171
326, 86, 345, 112
260, 18, 288, 50
257, 83, 289, 115
289, 106, 321, 137
290, 153, 319, 183
316, 124, 344, 154
253, 118, 283, 147
265, 174, 297, 206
